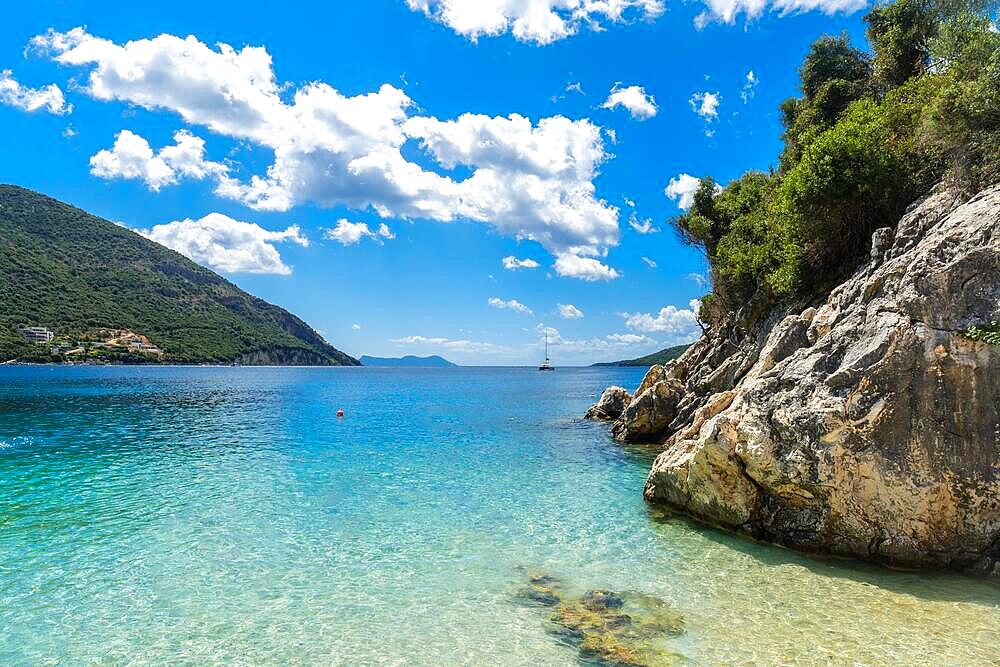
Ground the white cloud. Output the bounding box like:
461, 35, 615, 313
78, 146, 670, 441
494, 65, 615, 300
391, 334, 510, 355
565, 81, 585, 95
687, 272, 709, 288
558, 303, 584, 319
0, 69, 70, 114
694, 0, 867, 29
138, 212, 308, 275
90, 129, 227, 191
641, 256, 657, 268
690, 91, 721, 121
623, 299, 702, 343
628, 213, 659, 234
406, 0, 665, 45
502, 255, 540, 270
352, 323, 362, 331
489, 297, 533, 315
553, 253, 620, 281
324, 219, 393, 246
665, 173, 701, 210
741, 70, 759, 103
36, 28, 620, 280
538, 323, 658, 353
601, 84, 657, 120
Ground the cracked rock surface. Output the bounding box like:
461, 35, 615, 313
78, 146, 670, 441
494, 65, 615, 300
591, 185, 1000, 573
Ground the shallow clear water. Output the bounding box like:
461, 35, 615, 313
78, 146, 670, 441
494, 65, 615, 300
1, 366, 998, 665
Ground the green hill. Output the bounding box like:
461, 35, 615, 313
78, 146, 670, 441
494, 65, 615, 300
0, 185, 358, 365
592, 344, 690, 367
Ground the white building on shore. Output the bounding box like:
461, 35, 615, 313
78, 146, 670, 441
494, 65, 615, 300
17, 325, 55, 343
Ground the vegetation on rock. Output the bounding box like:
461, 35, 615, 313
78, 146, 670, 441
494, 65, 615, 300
965, 321, 1000, 345
674, 0, 1000, 316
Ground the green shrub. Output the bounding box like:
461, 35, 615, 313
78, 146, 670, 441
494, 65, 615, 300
965, 321, 1000, 345
669, 0, 998, 311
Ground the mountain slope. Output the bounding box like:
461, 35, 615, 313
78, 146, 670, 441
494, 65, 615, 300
0, 185, 358, 365
360, 355, 458, 367
592, 344, 690, 367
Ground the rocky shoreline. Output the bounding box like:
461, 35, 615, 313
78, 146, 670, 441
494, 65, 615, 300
588, 185, 1000, 574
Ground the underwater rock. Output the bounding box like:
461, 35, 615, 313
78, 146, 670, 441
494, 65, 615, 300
582, 589, 625, 611
517, 573, 684, 666
514, 572, 564, 607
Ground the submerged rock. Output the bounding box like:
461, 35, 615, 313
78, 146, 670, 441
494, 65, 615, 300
592, 185, 1000, 573
514, 572, 565, 607
516, 573, 684, 666
550, 590, 684, 666
586, 386, 632, 421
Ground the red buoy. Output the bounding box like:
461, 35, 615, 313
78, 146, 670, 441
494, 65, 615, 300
337, 409, 344, 418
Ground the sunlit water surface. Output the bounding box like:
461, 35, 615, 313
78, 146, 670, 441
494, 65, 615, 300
1, 366, 998, 665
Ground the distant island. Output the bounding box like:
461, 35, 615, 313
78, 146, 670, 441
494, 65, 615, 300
592, 344, 689, 367
360, 355, 457, 367
0, 185, 358, 366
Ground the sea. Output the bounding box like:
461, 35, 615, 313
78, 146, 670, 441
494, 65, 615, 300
1, 366, 998, 665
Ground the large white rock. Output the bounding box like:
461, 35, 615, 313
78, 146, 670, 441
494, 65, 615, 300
605, 186, 1000, 573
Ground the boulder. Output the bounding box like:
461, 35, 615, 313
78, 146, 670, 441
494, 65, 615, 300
644, 185, 1000, 573
585, 386, 632, 421
612, 378, 685, 443
593, 184, 1000, 573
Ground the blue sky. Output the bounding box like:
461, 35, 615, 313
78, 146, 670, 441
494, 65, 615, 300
0, 0, 871, 364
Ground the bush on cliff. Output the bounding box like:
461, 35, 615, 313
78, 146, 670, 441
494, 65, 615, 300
675, 0, 1000, 315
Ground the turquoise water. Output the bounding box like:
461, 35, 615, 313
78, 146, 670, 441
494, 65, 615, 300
1, 366, 999, 665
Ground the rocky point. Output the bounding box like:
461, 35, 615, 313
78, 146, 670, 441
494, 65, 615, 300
588, 185, 1000, 574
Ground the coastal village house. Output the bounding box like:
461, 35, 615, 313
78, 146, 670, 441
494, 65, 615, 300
17, 325, 54, 343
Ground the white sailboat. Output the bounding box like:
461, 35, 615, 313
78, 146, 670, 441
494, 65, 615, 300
538, 328, 554, 371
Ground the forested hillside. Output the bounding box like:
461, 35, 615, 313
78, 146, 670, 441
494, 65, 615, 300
0, 185, 359, 365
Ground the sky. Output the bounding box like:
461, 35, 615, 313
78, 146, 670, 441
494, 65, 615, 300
0, 0, 872, 365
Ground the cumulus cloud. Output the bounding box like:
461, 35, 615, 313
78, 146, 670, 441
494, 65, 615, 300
687, 272, 709, 288
628, 213, 659, 234
690, 91, 721, 121
502, 255, 540, 270
90, 129, 227, 191
694, 0, 867, 29
405, 0, 665, 45
665, 173, 702, 210
538, 324, 658, 353
138, 212, 308, 275
622, 299, 702, 343
641, 256, 657, 268
0, 69, 70, 114
741, 70, 759, 103
558, 303, 584, 319
553, 253, 620, 281
352, 323, 362, 331
35, 28, 619, 280
601, 84, 657, 120
391, 334, 510, 355
324, 219, 394, 245
489, 297, 533, 315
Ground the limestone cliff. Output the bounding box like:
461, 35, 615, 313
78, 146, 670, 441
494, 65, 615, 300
589, 185, 1000, 573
